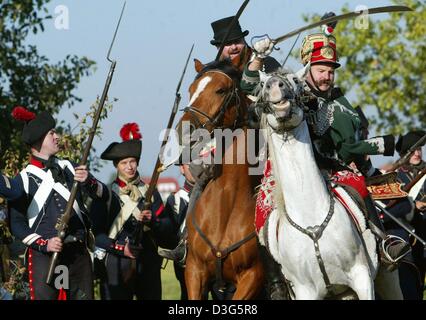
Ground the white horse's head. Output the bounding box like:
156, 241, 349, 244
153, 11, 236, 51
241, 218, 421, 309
258, 64, 310, 132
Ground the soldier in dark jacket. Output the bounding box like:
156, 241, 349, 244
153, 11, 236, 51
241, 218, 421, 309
90, 123, 175, 300
0, 174, 22, 201
383, 131, 425, 299
159, 164, 195, 300
9, 106, 106, 300
160, 15, 284, 300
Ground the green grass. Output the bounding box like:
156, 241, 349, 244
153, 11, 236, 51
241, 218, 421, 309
161, 259, 182, 300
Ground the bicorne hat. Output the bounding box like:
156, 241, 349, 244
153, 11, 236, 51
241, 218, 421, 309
101, 123, 142, 161
12, 106, 56, 145
395, 130, 425, 155
210, 16, 249, 46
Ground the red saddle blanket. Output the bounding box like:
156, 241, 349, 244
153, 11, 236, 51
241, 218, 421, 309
255, 160, 368, 233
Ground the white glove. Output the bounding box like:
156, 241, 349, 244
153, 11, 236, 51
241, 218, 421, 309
253, 38, 274, 59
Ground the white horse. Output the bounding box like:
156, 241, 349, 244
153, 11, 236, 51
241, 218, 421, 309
257, 66, 402, 300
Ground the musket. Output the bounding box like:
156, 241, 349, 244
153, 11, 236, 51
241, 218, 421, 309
386, 133, 426, 172
271, 5, 412, 46
45, 2, 126, 285
128, 44, 195, 247
215, 0, 251, 61
375, 201, 426, 246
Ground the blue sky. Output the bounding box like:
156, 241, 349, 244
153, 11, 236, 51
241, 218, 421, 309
30, 0, 405, 184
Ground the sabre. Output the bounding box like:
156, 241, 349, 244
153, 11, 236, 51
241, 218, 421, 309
375, 201, 426, 246
272, 5, 412, 46
215, 0, 251, 61
45, 2, 126, 285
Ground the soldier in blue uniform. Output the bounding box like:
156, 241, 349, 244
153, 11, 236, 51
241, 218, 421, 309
90, 123, 175, 300
9, 106, 106, 300
383, 131, 425, 299
0, 174, 22, 201
159, 163, 195, 300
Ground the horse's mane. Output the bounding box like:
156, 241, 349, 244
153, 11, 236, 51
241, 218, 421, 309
195, 59, 241, 83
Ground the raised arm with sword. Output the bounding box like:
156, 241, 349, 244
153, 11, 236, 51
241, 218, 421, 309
45, 2, 126, 285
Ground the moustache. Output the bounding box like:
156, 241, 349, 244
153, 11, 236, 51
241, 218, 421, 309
315, 80, 332, 87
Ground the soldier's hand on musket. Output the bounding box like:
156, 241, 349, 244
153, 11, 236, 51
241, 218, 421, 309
74, 165, 89, 183
124, 242, 136, 259
47, 237, 63, 252
134, 209, 152, 223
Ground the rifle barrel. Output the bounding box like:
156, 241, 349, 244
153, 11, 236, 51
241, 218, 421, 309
45, 3, 125, 284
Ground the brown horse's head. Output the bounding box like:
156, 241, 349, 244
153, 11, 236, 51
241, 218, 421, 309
176, 58, 247, 145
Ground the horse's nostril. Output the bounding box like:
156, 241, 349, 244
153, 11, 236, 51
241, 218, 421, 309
266, 84, 271, 89
279, 82, 284, 88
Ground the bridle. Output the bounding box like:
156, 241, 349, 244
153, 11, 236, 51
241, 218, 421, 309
183, 70, 243, 132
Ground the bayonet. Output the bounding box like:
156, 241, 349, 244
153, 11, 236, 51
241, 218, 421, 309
128, 45, 195, 249
46, 2, 126, 285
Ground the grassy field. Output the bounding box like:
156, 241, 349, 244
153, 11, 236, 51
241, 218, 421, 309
161, 259, 182, 300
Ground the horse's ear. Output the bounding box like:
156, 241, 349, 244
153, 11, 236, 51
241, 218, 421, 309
194, 59, 204, 73
259, 70, 269, 84
295, 62, 310, 81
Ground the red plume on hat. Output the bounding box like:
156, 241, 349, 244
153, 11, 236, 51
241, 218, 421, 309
11, 106, 36, 122
120, 123, 142, 141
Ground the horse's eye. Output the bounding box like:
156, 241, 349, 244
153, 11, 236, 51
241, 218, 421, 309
216, 88, 226, 95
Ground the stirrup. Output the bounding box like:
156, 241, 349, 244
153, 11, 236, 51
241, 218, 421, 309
158, 240, 187, 266
380, 235, 411, 268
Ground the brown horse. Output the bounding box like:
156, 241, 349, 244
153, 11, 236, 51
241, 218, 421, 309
176, 58, 263, 300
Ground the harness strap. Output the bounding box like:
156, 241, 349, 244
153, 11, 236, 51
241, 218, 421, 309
190, 207, 256, 291
284, 188, 336, 294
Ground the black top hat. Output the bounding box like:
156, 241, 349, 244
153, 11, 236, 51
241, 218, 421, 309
101, 123, 142, 161
395, 130, 425, 155
12, 106, 56, 145
210, 16, 249, 46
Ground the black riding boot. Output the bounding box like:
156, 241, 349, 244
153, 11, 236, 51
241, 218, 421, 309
157, 183, 204, 265
364, 195, 411, 265
258, 243, 288, 300
158, 227, 187, 266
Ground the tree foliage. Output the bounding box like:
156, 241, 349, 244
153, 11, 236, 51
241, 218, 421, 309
0, 0, 96, 174
304, 0, 425, 135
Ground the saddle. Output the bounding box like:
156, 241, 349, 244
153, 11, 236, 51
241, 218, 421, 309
366, 172, 407, 200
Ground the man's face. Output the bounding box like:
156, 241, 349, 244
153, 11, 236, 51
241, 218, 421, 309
409, 148, 422, 166
180, 164, 195, 184
307, 64, 335, 92
117, 157, 138, 181
39, 129, 60, 157
218, 38, 246, 60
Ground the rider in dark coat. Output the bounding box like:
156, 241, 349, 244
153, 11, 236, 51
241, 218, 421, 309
383, 131, 426, 299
